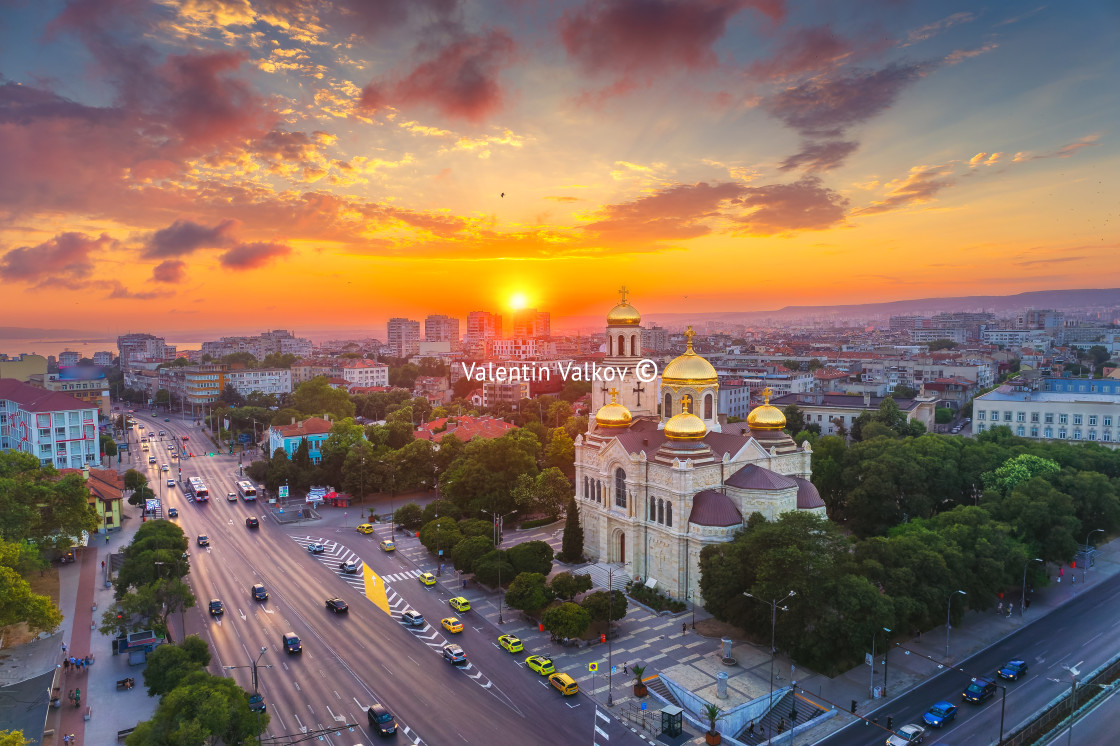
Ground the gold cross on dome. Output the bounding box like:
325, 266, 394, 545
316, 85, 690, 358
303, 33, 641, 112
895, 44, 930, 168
761, 387, 773, 405
618, 286, 629, 304
608, 387, 619, 402
681, 394, 692, 413
684, 325, 695, 347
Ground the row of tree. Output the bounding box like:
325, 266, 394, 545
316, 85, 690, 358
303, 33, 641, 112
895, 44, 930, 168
101, 519, 194, 639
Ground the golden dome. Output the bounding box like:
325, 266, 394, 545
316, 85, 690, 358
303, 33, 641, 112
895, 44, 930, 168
665, 412, 707, 440
595, 388, 633, 428
662, 326, 718, 387
606, 286, 641, 326
747, 387, 786, 431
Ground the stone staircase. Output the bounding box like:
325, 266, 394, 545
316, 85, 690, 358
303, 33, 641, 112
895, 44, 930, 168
643, 675, 681, 707
736, 690, 829, 744
575, 562, 632, 591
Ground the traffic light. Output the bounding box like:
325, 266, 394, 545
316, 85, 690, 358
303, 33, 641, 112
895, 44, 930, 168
886, 716, 893, 730
850, 700, 857, 714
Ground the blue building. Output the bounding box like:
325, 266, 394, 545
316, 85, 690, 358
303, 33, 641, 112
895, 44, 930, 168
268, 416, 334, 464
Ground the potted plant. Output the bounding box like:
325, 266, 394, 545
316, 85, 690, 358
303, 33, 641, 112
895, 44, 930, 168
632, 665, 647, 697
702, 703, 723, 745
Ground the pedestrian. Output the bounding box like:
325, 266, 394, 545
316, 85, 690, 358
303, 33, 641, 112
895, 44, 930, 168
1072, 574, 1077, 584
748, 722, 755, 735
67, 689, 74, 703
62, 643, 67, 654
682, 622, 687, 636
1025, 597, 1031, 609
105, 534, 109, 543
777, 718, 786, 734
63, 658, 69, 671
1007, 602, 1014, 616
1059, 565, 1064, 583
997, 601, 1003, 615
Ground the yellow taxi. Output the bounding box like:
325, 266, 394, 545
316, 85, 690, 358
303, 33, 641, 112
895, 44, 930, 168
526, 655, 555, 675
498, 634, 523, 653
356, 524, 375, 534
418, 572, 437, 586
449, 596, 471, 613
379, 539, 396, 552
549, 672, 579, 696
441, 617, 463, 634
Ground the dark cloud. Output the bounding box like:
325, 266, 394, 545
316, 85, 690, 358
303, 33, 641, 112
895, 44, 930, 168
779, 140, 859, 173
359, 28, 515, 123
732, 177, 848, 234
253, 130, 322, 163
219, 242, 292, 269
151, 259, 186, 283
106, 281, 160, 299
143, 219, 238, 259
748, 26, 853, 81
766, 62, 927, 138
854, 164, 954, 215
0, 232, 112, 283
584, 182, 747, 245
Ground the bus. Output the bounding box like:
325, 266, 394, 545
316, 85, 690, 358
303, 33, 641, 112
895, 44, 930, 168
236, 480, 257, 500
187, 477, 209, 501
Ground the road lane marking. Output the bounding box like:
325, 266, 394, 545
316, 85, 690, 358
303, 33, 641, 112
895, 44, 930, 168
364, 562, 390, 613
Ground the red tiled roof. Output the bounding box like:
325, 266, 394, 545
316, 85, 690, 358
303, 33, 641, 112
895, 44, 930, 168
60, 467, 124, 502
726, 463, 797, 491
0, 378, 97, 413
414, 415, 515, 442
688, 490, 743, 527
273, 417, 334, 437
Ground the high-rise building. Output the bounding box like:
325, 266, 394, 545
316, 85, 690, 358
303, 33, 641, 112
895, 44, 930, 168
512, 309, 550, 339
59, 351, 81, 367
465, 311, 502, 342
641, 325, 669, 352
387, 318, 421, 358
117, 333, 175, 371
425, 315, 460, 349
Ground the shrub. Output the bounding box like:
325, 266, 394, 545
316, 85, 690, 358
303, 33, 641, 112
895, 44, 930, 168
519, 517, 555, 529
542, 602, 591, 640
473, 550, 516, 588
507, 540, 554, 575
550, 571, 593, 601
504, 572, 555, 614
394, 503, 424, 531
451, 536, 493, 574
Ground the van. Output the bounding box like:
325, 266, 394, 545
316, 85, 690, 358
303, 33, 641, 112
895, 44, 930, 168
549, 672, 579, 696
282, 632, 302, 654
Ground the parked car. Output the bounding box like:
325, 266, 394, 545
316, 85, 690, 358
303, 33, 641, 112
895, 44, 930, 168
498, 634, 523, 653
526, 655, 555, 675
449, 596, 471, 613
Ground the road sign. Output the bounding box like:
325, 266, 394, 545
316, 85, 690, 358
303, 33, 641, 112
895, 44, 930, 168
588, 662, 598, 672
279, 485, 289, 498
611, 666, 617, 674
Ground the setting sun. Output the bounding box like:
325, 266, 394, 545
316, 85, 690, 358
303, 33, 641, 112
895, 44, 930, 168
510, 293, 528, 310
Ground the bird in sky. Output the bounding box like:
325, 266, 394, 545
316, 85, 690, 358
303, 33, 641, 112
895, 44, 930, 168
500, 192, 504, 198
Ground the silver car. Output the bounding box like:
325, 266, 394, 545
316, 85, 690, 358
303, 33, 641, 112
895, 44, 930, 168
886, 723, 926, 745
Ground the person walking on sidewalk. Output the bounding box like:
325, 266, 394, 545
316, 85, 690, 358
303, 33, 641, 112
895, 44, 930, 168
1007, 602, 1014, 617
997, 601, 1003, 615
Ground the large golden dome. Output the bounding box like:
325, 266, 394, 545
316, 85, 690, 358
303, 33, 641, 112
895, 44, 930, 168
662, 326, 718, 387
595, 388, 633, 428
747, 387, 786, 431
607, 286, 641, 326
665, 412, 707, 440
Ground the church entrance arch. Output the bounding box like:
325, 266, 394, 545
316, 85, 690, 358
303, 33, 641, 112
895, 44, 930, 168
619, 531, 626, 563
610, 528, 626, 563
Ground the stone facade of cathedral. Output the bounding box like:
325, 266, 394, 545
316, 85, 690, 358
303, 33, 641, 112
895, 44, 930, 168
575, 291, 826, 603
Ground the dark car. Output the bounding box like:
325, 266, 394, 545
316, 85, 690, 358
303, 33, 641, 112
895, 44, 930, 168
197, 534, 210, 546
245, 517, 259, 529
251, 583, 268, 601
997, 659, 1028, 681
962, 678, 997, 704
282, 632, 302, 654
208, 599, 224, 616
167, 507, 178, 518
339, 559, 361, 574
164, 418, 170, 422
367, 703, 397, 736
326, 597, 349, 613
401, 609, 425, 627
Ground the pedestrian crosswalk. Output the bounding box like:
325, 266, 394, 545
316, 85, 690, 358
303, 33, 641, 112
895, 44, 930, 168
381, 569, 423, 583
292, 536, 367, 591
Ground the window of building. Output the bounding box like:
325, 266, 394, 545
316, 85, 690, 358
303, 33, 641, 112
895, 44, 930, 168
1059, 430, 1067, 439
1030, 412, 1039, 423
664, 393, 672, 418
977, 424, 986, 433
1079, 385, 1087, 392
1003, 411, 1011, 421
666, 502, 672, 528
1089, 430, 1097, 441
989, 411, 998, 421
1074, 430, 1082, 440
650, 496, 656, 521
977, 410, 986, 420
1045, 413, 1053, 424
615, 468, 627, 508
1105, 432, 1113, 442
583, 476, 588, 499
1106, 417, 1113, 427
704, 394, 713, 420
1074, 414, 1083, 425
1045, 427, 1053, 438
1017, 426, 1025, 436
1017, 412, 1025, 422
1089, 415, 1098, 426
657, 498, 663, 524
1030, 427, 1038, 437
1059, 414, 1068, 425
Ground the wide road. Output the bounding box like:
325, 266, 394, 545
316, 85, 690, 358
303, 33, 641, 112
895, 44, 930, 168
132, 410, 647, 746
816, 569, 1120, 745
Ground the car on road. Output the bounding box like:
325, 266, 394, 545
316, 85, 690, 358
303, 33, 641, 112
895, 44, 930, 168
549, 673, 579, 696
498, 634, 523, 653
148, 456, 156, 463
161, 464, 169, 471
306, 543, 325, 554
197, 534, 210, 546
367, 703, 397, 736
167, 445, 174, 451
282, 632, 302, 654
885, 723, 926, 745
208, 599, 224, 616
922, 701, 957, 728
441, 617, 463, 633
962, 678, 997, 704
326, 597, 349, 613
526, 655, 555, 675
379, 539, 395, 552
356, 523, 375, 534
164, 418, 170, 422
167, 478, 175, 487
997, 659, 1028, 681
449, 596, 471, 613
227, 492, 237, 502
159, 430, 165, 436
245, 517, 259, 529
167, 507, 178, 518
442, 643, 467, 665
418, 572, 436, 586
181, 435, 189, 441
401, 610, 425, 627
339, 559, 362, 574
251, 583, 269, 601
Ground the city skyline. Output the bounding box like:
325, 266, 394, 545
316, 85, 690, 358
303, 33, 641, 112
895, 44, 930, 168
1, 1, 1118, 332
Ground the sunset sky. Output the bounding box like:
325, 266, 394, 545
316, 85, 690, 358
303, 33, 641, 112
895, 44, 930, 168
1, 0, 1118, 336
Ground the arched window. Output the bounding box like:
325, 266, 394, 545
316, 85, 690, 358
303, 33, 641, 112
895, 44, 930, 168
664, 393, 672, 418
649, 496, 656, 521
665, 502, 672, 527
617, 335, 625, 357
596, 480, 601, 503
615, 468, 627, 508
704, 393, 713, 420
657, 498, 664, 524
630, 335, 637, 356
608, 336, 613, 355
583, 476, 589, 499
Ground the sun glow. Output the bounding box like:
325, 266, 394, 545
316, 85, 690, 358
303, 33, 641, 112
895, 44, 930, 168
510, 293, 528, 310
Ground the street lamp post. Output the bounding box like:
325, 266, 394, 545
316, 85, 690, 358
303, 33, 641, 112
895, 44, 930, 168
946, 589, 966, 659
223, 646, 272, 745
880, 627, 892, 698
1085, 528, 1104, 582
1022, 557, 1043, 617
744, 590, 796, 712
483, 509, 517, 624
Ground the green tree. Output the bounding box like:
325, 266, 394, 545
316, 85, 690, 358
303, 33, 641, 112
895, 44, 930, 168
100, 433, 119, 458
394, 503, 425, 531
291, 376, 356, 419
142, 635, 212, 696
0, 731, 30, 746
549, 571, 593, 600
418, 517, 464, 558
983, 454, 1061, 496
544, 427, 575, 473
219, 383, 245, 407
782, 405, 807, 436
473, 550, 516, 588
421, 499, 460, 525
928, 339, 959, 351
542, 601, 591, 640
504, 572, 555, 613
317, 419, 367, 485
0, 539, 62, 632
451, 536, 494, 574
892, 384, 919, 398
507, 540, 554, 575
126, 671, 268, 746
535, 468, 571, 520
581, 589, 628, 624
559, 497, 584, 563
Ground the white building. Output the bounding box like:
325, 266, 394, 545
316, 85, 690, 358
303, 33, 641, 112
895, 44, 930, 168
485, 338, 556, 360
92, 351, 114, 366
59, 351, 81, 367
0, 378, 102, 469
387, 318, 421, 358
225, 368, 293, 397
339, 359, 389, 388
973, 378, 1120, 447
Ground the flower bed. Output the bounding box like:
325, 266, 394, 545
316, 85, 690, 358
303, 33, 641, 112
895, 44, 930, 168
626, 580, 686, 613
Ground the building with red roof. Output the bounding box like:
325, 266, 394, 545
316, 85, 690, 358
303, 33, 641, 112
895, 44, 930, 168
0, 378, 102, 469
414, 415, 515, 443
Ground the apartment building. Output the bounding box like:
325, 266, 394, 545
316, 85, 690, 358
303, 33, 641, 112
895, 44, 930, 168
0, 378, 101, 469
511, 308, 551, 339
483, 380, 530, 408
387, 318, 421, 358
29, 371, 111, 417
0, 353, 47, 382
225, 367, 293, 397
201, 329, 312, 359
340, 359, 389, 388
465, 311, 502, 343
771, 391, 937, 438
117, 333, 176, 371
425, 315, 461, 350
59, 351, 81, 367
973, 378, 1120, 447
92, 351, 114, 366
268, 416, 337, 464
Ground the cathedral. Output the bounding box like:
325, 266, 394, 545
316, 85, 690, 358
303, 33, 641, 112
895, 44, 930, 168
575, 290, 826, 603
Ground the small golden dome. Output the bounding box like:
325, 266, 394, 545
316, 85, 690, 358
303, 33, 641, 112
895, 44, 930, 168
747, 387, 786, 431
665, 412, 707, 440
595, 388, 633, 428
606, 286, 641, 326
662, 326, 717, 387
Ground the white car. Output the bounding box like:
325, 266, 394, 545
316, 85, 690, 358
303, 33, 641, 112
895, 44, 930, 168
886, 723, 926, 745
227, 492, 237, 502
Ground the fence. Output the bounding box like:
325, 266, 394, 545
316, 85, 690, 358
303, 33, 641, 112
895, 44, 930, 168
618, 702, 663, 736
998, 651, 1120, 745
